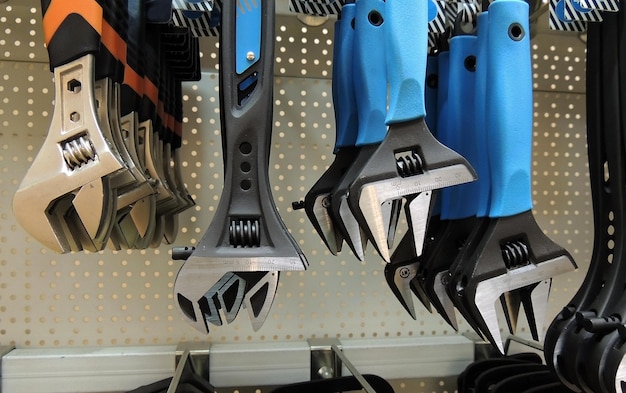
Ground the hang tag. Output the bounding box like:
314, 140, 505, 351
171, 0, 214, 12
579, 0, 619, 12
549, 0, 587, 31
429, 0, 447, 34
564, 0, 604, 21
171, 8, 220, 36
288, 0, 344, 15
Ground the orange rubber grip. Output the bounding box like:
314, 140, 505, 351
123, 65, 144, 96
43, 0, 103, 46
101, 19, 127, 65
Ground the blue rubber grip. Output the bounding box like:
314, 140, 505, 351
436, 51, 453, 220
332, 4, 359, 151
474, 11, 491, 218
353, 0, 388, 146
235, 0, 261, 74
435, 52, 450, 147
486, 0, 533, 218
425, 55, 439, 136
384, 0, 428, 124
441, 35, 480, 220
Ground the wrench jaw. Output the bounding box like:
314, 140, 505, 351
304, 149, 362, 256
13, 55, 125, 253
384, 193, 440, 318
456, 212, 576, 354
243, 271, 279, 332
308, 191, 343, 256
350, 119, 477, 263
389, 231, 434, 314
384, 260, 419, 320
422, 217, 480, 332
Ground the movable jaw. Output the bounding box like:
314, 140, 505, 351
385, 260, 420, 319
388, 231, 434, 316
471, 257, 572, 354
432, 271, 458, 331
310, 192, 343, 255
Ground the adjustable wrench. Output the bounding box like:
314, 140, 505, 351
346, 0, 477, 262
445, 0, 576, 353
328, 0, 389, 261
173, 0, 308, 333
304, 2, 359, 256
14, 0, 127, 253
95, 0, 159, 250
113, 0, 160, 249
385, 54, 442, 319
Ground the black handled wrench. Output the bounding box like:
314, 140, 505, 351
173, 0, 308, 333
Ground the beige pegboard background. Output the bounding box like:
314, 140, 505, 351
0, 0, 591, 364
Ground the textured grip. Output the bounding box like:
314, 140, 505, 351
474, 11, 491, 218
435, 51, 449, 147
41, 0, 103, 69
353, 0, 388, 146
332, 4, 358, 151
486, 0, 533, 217
425, 55, 439, 136
145, 0, 173, 23
96, 0, 129, 82
121, 0, 145, 116
441, 35, 479, 220
384, 0, 428, 123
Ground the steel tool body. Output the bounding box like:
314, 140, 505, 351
14, 0, 127, 253
173, 0, 308, 333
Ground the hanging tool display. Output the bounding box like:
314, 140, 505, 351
13, 0, 197, 253
296, 0, 576, 355
172, 0, 308, 334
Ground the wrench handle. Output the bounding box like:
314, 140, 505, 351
441, 35, 480, 220
121, 0, 146, 116
96, 0, 129, 82
486, 0, 533, 218
425, 54, 439, 136
220, 0, 276, 215
41, 0, 103, 70
385, 0, 428, 123
474, 11, 491, 218
353, 0, 388, 146
332, 4, 359, 151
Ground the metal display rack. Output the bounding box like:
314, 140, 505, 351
0, 0, 591, 391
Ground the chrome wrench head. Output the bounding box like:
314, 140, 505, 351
351, 120, 477, 263
13, 55, 125, 252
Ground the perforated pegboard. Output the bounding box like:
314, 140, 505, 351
0, 0, 591, 368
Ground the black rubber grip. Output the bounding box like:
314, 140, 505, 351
41, 0, 104, 65
145, 0, 173, 23
95, 0, 128, 82
126, 0, 144, 77
120, 0, 145, 115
